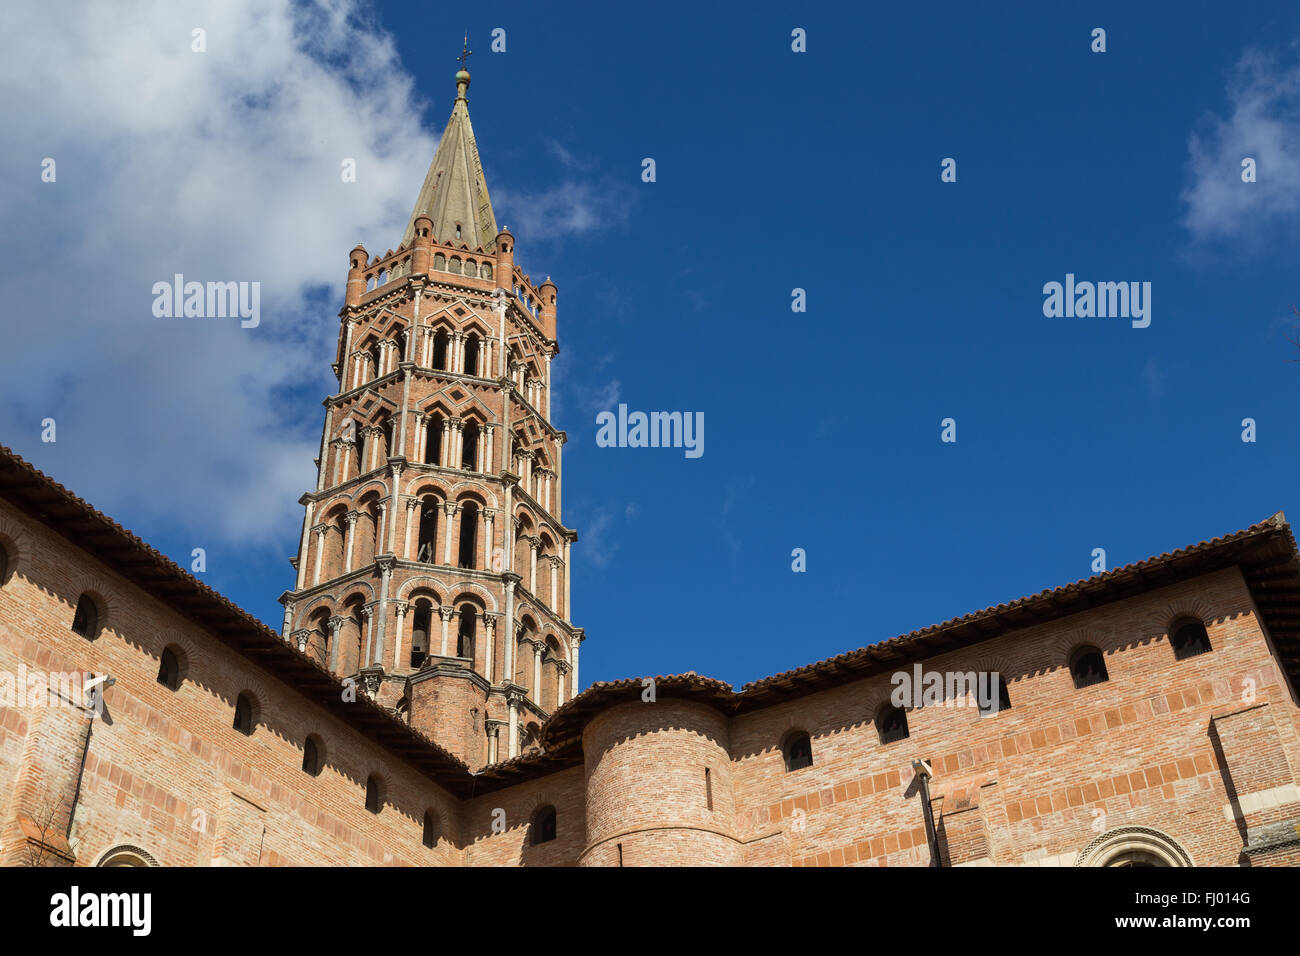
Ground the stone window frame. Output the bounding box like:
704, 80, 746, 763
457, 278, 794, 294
1074, 826, 1193, 867
96, 844, 160, 867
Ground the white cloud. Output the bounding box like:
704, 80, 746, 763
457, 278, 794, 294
0, 0, 439, 545
578, 506, 618, 568
542, 137, 594, 171
495, 179, 634, 246
1182, 46, 1300, 242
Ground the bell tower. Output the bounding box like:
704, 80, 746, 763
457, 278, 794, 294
279, 60, 583, 768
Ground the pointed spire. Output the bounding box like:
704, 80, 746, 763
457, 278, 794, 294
401, 44, 499, 252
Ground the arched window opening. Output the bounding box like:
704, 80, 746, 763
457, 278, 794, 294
1171, 619, 1212, 660
426, 415, 443, 466
390, 326, 406, 366
157, 647, 182, 691
71, 594, 99, 640
423, 810, 440, 848
417, 496, 439, 564
302, 735, 323, 776
531, 805, 556, 845
878, 705, 909, 744
433, 253, 446, 271
464, 335, 480, 376
1070, 645, 1109, 689
98, 846, 159, 867
782, 731, 813, 772
0, 543, 9, 585
978, 675, 1012, 717
461, 421, 480, 471
481, 262, 492, 281
348, 606, 365, 676
308, 609, 331, 666
410, 600, 433, 669
233, 692, 255, 736
380, 415, 395, 463
1076, 826, 1194, 867
367, 339, 382, 380
449, 257, 462, 275
455, 224, 463, 240
365, 774, 381, 814
457, 502, 478, 569
457, 604, 476, 660
432, 330, 449, 370
333, 510, 348, 572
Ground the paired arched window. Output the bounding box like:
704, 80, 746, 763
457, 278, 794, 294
530, 805, 557, 845
380, 415, 395, 463
365, 774, 382, 814
432, 330, 449, 370
456, 604, 476, 660
156, 646, 182, 691
423, 810, 440, 848
233, 692, 256, 735
783, 731, 813, 772
461, 421, 480, 470
307, 609, 331, 666
417, 496, 439, 564
71, 594, 99, 640
1069, 645, 1109, 689
877, 705, 909, 744
1170, 619, 1212, 660
410, 599, 433, 668
425, 416, 444, 466
302, 735, 324, 776
457, 501, 478, 569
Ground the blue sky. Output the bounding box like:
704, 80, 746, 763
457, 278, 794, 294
3, 1, 1300, 690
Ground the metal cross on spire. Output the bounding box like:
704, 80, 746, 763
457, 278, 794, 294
458, 32, 472, 70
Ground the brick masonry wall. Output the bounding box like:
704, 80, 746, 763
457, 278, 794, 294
462, 766, 585, 866
0, 501, 461, 867
581, 700, 741, 866
3, 489, 1299, 867
726, 567, 1300, 866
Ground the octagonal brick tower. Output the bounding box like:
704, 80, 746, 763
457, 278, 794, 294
278, 64, 583, 769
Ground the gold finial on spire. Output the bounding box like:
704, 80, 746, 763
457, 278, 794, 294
455, 32, 472, 97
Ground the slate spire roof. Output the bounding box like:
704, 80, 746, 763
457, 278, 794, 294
401, 66, 499, 252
